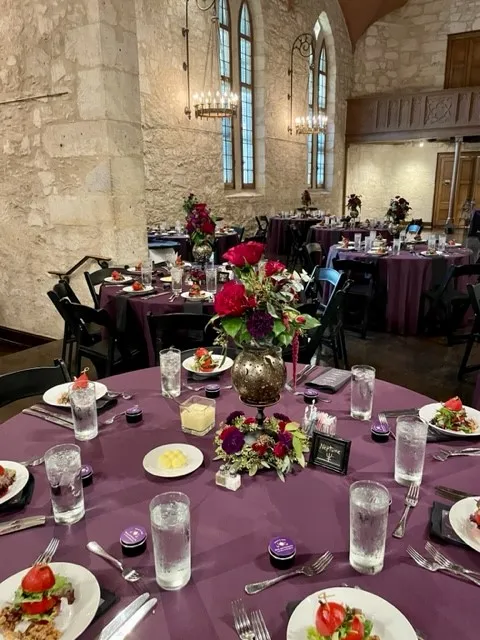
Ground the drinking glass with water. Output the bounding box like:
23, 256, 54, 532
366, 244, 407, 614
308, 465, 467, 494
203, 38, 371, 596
150, 492, 191, 590
170, 267, 183, 296
349, 480, 389, 575
354, 233, 362, 251
141, 262, 153, 287
350, 365, 375, 420
395, 415, 428, 485
160, 347, 181, 398
205, 265, 217, 293
45, 444, 85, 525
392, 238, 401, 255
69, 382, 98, 441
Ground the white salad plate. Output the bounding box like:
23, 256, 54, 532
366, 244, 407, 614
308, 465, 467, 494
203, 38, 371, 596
143, 444, 204, 478
180, 291, 212, 301
43, 382, 108, 408
419, 402, 480, 437
0, 562, 100, 640
103, 276, 133, 284
449, 497, 480, 553
420, 251, 445, 257
286, 586, 417, 640
0, 461, 29, 507
182, 354, 233, 377
122, 285, 154, 293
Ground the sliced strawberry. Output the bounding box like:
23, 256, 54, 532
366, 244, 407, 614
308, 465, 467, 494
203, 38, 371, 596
444, 396, 463, 412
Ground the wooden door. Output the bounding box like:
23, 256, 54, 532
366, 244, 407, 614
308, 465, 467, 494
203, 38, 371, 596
432, 152, 480, 227
432, 154, 454, 227
445, 30, 480, 88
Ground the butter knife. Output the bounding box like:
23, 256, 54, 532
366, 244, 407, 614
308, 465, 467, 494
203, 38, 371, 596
98, 593, 150, 640
435, 486, 475, 502
30, 404, 74, 425
0, 516, 46, 536
285, 364, 315, 390
22, 409, 74, 430
110, 598, 157, 639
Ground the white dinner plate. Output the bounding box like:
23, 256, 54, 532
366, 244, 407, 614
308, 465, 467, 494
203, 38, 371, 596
43, 382, 108, 408
420, 250, 445, 256
180, 291, 212, 301
0, 562, 100, 640
122, 285, 154, 293
337, 246, 356, 251
127, 267, 142, 273
419, 402, 480, 437
447, 243, 462, 248
182, 354, 233, 377
143, 444, 204, 478
287, 586, 417, 640
160, 276, 172, 283
103, 276, 132, 284
449, 497, 480, 553
367, 249, 388, 255
0, 461, 29, 506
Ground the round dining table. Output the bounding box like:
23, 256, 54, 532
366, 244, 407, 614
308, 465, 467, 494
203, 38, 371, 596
326, 245, 473, 335
0, 365, 478, 639
266, 217, 323, 257
307, 226, 393, 254
150, 232, 239, 262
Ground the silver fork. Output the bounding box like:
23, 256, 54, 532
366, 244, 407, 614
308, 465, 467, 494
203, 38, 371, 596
232, 599, 254, 640
378, 412, 395, 440
407, 546, 480, 587
425, 541, 480, 580
392, 483, 419, 539
251, 610, 271, 640
19, 455, 44, 467
244, 550, 333, 594
433, 448, 480, 462
34, 537, 59, 565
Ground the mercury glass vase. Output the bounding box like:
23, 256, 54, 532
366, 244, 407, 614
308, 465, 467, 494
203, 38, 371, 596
191, 241, 213, 265
231, 345, 286, 406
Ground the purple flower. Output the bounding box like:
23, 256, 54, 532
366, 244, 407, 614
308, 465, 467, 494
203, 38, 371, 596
273, 412, 291, 423
225, 410, 245, 425
246, 310, 274, 340
222, 427, 245, 455
278, 430, 293, 450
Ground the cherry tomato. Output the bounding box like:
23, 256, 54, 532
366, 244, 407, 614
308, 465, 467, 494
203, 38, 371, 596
315, 601, 346, 636
195, 348, 210, 358
21, 596, 58, 616
344, 615, 365, 640
0, 465, 4, 475
473, 511, 480, 527
21, 564, 55, 593
132, 281, 144, 291
444, 396, 463, 412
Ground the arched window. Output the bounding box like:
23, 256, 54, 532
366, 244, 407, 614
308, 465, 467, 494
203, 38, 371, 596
218, 0, 234, 188
307, 45, 314, 188
307, 28, 328, 189
316, 43, 327, 188
239, 1, 254, 188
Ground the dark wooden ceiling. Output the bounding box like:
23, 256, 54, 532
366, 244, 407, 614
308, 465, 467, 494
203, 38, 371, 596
339, 0, 409, 47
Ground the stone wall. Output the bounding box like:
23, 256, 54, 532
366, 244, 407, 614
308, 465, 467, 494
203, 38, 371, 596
353, 0, 480, 96
135, 0, 352, 230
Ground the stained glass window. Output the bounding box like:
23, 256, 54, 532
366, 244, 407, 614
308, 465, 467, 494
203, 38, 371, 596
307, 31, 328, 189
218, 0, 234, 187
239, 1, 254, 188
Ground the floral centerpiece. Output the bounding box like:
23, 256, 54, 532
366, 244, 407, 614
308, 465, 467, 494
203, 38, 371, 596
385, 195, 411, 225
214, 410, 308, 481
183, 193, 216, 263
301, 189, 312, 208
347, 193, 362, 219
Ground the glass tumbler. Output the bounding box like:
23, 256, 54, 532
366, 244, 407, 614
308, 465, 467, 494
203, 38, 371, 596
69, 382, 98, 441
394, 415, 428, 485
393, 238, 401, 255
427, 235, 437, 252
350, 365, 375, 420
364, 237, 372, 252
160, 347, 181, 398
170, 267, 184, 296
45, 444, 85, 525
354, 233, 362, 251
437, 234, 447, 252
141, 262, 153, 287
150, 492, 191, 590
205, 265, 217, 293
350, 480, 390, 575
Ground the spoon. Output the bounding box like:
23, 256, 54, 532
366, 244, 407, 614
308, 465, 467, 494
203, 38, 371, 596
293, 392, 331, 403
102, 410, 127, 425
19, 455, 45, 467
107, 391, 134, 400
87, 541, 142, 582
184, 384, 233, 392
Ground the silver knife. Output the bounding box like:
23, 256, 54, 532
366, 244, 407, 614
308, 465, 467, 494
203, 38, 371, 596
110, 598, 157, 639
435, 486, 475, 502
30, 404, 74, 425
98, 593, 150, 640
286, 364, 315, 390
22, 409, 74, 430
0, 516, 46, 536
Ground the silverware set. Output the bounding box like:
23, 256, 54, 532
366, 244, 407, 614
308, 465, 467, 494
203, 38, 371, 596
0, 515, 46, 536
407, 544, 480, 587
22, 405, 74, 429
106, 390, 134, 400
232, 599, 271, 640
392, 482, 419, 539
285, 363, 315, 391
435, 485, 474, 502
433, 447, 480, 462
87, 541, 142, 582
98, 592, 157, 640
184, 384, 233, 392
19, 454, 44, 467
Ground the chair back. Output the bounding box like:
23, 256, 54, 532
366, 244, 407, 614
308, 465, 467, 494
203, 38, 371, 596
54, 280, 81, 304
147, 313, 215, 365
303, 242, 323, 273
255, 216, 268, 232
0, 360, 71, 409
305, 281, 351, 359
406, 219, 423, 234
84, 267, 130, 308
232, 226, 245, 242
467, 282, 480, 317
452, 263, 480, 281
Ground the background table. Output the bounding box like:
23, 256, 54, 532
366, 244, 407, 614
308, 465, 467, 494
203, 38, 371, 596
0, 366, 478, 639
326, 246, 473, 335
151, 232, 239, 263
307, 226, 393, 254
267, 217, 323, 257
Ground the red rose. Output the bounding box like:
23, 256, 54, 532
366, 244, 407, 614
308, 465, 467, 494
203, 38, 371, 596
202, 220, 215, 235
223, 242, 265, 267
273, 442, 288, 458
264, 260, 286, 277
296, 316, 306, 324
219, 425, 237, 441
244, 417, 256, 425
214, 280, 250, 317
247, 295, 257, 308
278, 421, 287, 432
252, 442, 268, 456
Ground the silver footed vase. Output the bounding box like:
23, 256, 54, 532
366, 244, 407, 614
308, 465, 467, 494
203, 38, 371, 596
231, 345, 286, 406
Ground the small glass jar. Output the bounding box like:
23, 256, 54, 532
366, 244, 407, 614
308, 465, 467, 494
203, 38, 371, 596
316, 412, 337, 436
180, 395, 216, 436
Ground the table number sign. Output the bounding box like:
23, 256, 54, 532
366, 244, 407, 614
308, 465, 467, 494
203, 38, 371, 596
308, 431, 351, 474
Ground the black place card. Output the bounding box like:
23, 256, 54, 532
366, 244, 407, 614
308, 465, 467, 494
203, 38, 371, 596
305, 368, 351, 394
308, 431, 351, 474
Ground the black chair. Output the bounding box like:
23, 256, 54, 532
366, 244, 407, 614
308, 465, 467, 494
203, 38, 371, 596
232, 226, 245, 243
313, 268, 347, 315
255, 216, 269, 233
302, 242, 323, 273
422, 263, 480, 344
287, 223, 304, 270
405, 219, 423, 235
458, 283, 480, 379
65, 301, 143, 377
84, 267, 131, 309
147, 313, 216, 365
0, 360, 71, 409
332, 259, 378, 339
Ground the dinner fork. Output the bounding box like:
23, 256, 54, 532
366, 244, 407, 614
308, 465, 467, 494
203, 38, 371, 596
19, 455, 44, 467
231, 599, 254, 640
392, 482, 419, 539
433, 448, 480, 462
425, 541, 480, 580
251, 610, 271, 640
244, 550, 333, 594
407, 546, 480, 587
34, 537, 59, 565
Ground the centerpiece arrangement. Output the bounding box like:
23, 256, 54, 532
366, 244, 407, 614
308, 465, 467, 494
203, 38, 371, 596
346, 193, 362, 219
301, 189, 312, 212
183, 193, 216, 263
385, 195, 411, 236
211, 241, 319, 406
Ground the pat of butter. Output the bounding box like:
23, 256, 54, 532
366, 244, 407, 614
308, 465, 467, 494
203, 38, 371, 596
180, 403, 215, 433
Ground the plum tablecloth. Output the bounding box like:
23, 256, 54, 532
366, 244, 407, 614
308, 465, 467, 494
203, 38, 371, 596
307, 226, 393, 253
152, 233, 239, 262
326, 246, 473, 335
0, 366, 478, 639
266, 217, 323, 257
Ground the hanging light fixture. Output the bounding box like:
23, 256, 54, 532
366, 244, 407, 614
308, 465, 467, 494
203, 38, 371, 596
294, 114, 328, 135
183, 0, 238, 120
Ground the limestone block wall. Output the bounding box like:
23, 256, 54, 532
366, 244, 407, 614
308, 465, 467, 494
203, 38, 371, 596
134, 0, 352, 229
353, 0, 480, 96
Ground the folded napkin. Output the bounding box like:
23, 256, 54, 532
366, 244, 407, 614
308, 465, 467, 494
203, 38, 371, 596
115, 290, 155, 332
93, 588, 118, 624
427, 427, 480, 443
429, 501, 469, 548
0, 473, 35, 516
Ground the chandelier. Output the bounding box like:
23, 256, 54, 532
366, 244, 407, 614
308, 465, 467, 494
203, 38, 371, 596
295, 113, 328, 135
183, 0, 238, 120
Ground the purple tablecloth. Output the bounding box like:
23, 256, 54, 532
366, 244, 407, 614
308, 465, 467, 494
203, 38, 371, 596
327, 246, 473, 335
266, 217, 323, 258
307, 227, 393, 254
0, 366, 478, 639
154, 233, 239, 262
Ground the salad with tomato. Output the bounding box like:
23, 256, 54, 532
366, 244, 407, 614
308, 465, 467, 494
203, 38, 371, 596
432, 396, 477, 434
470, 499, 480, 529
193, 348, 217, 373
13, 564, 74, 621
307, 598, 379, 640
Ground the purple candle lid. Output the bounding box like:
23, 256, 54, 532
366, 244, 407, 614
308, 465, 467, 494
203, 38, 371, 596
371, 422, 390, 435
120, 525, 147, 547
268, 536, 296, 558
81, 464, 93, 478
126, 405, 142, 416
205, 384, 220, 392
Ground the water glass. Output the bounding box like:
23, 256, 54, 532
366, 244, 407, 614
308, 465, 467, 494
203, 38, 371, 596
69, 382, 98, 441
350, 365, 375, 420
349, 481, 389, 575
170, 266, 184, 295
45, 444, 85, 525
354, 233, 362, 250
369, 230, 376, 241
392, 238, 401, 255
174, 220, 183, 234
394, 415, 428, 485
427, 235, 437, 252
364, 237, 372, 252
205, 265, 217, 293
150, 492, 191, 590
160, 347, 181, 398
437, 234, 447, 252
141, 262, 153, 287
